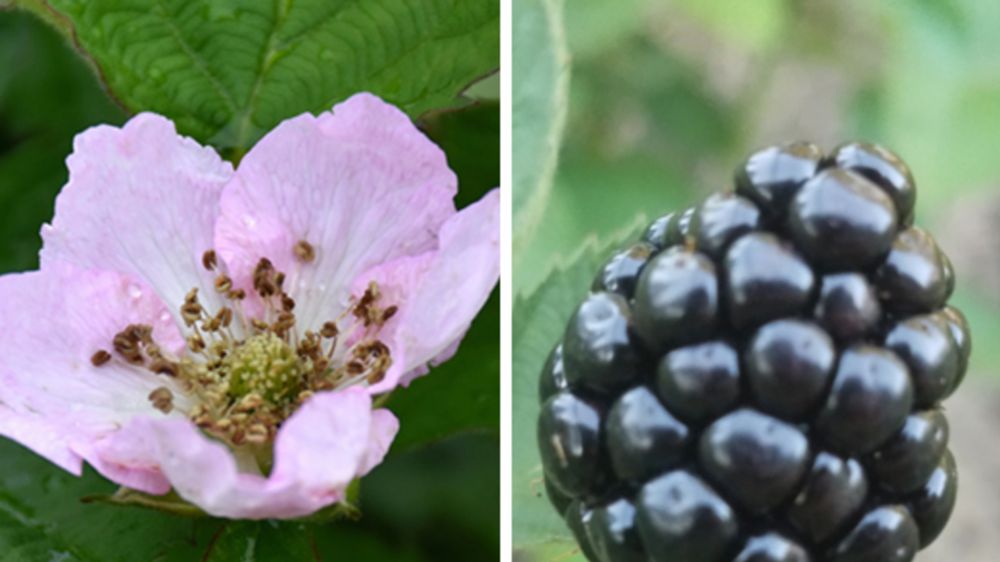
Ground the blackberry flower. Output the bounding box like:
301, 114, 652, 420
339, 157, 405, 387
0, 93, 499, 519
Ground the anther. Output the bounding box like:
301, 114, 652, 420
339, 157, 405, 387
293, 240, 316, 263
112, 333, 134, 351
381, 305, 399, 323
202, 250, 218, 271
125, 324, 153, 343
90, 350, 112, 367
187, 335, 206, 353
216, 307, 234, 328
149, 359, 179, 377
273, 311, 296, 333
320, 321, 339, 339
214, 274, 232, 294
148, 387, 174, 414
367, 369, 387, 384
181, 302, 202, 327
281, 295, 296, 312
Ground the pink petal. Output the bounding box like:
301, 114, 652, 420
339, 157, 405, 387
359, 409, 400, 475
361, 189, 500, 393
40, 113, 233, 319
215, 93, 457, 330
0, 263, 187, 489
112, 388, 399, 519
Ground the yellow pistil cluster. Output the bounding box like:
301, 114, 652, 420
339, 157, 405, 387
90, 241, 397, 449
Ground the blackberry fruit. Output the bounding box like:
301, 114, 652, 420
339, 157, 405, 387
537, 141, 969, 561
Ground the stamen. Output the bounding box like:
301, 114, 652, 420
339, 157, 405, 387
108, 256, 398, 455
293, 240, 316, 263
187, 334, 206, 353
320, 322, 339, 339
202, 250, 218, 271
112, 332, 143, 364
181, 302, 202, 327
382, 305, 399, 323
148, 387, 174, 414
214, 274, 232, 294
90, 350, 112, 367
149, 359, 179, 377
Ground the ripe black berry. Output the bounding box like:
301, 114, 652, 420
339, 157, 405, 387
699, 409, 810, 513
885, 314, 960, 406
585, 498, 646, 562
875, 227, 952, 314
814, 273, 881, 341
833, 142, 916, 226
537, 392, 605, 498
815, 345, 914, 455
745, 319, 836, 420
636, 470, 739, 562
868, 410, 948, 494
787, 452, 868, 544
735, 533, 812, 562
788, 168, 897, 271
633, 248, 719, 351
908, 451, 958, 548
606, 386, 690, 483
656, 340, 740, 423
562, 292, 640, 395
537, 141, 968, 561
691, 192, 762, 258
593, 242, 655, 299
830, 506, 919, 562
724, 232, 815, 330
736, 141, 823, 216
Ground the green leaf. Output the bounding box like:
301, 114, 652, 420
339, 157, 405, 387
420, 100, 500, 209
517, 152, 697, 296
512, 0, 569, 284
672, 0, 788, 51
41, 0, 499, 152
512, 228, 639, 557
0, 11, 124, 273
203, 522, 315, 562
361, 434, 499, 560
562, 0, 644, 59
0, 439, 230, 561
387, 290, 499, 453
0, 435, 494, 561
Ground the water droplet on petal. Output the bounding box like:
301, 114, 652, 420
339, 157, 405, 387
128, 285, 143, 300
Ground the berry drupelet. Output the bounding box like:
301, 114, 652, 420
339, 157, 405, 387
537, 141, 968, 562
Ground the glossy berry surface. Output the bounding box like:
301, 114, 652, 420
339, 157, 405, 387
538, 141, 968, 562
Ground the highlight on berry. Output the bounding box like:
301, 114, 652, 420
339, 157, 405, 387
537, 141, 968, 562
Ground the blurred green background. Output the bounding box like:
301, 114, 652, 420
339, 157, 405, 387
515, 1, 1000, 560
0, 7, 498, 561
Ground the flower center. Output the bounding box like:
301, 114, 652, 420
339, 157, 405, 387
224, 332, 303, 404
90, 242, 396, 449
